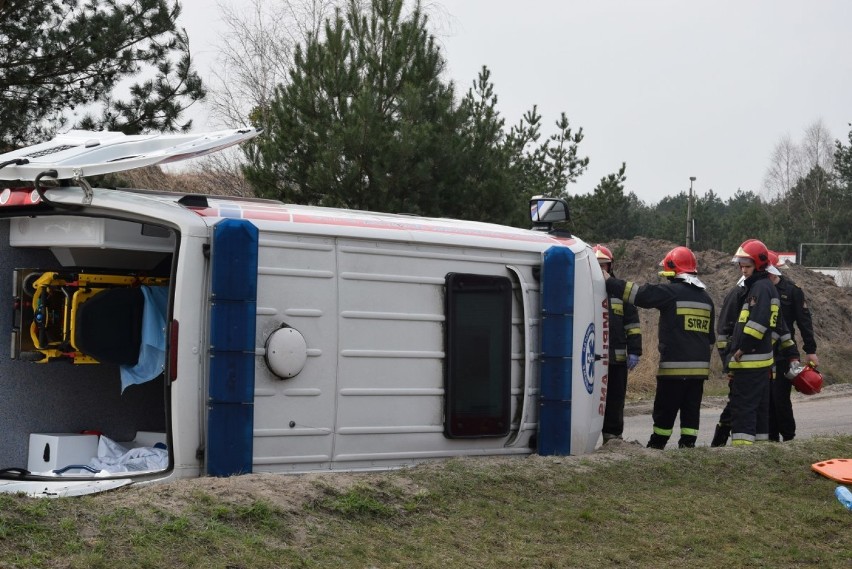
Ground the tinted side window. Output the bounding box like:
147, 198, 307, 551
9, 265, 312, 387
444, 273, 512, 438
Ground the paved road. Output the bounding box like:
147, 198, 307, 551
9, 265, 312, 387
615, 384, 852, 448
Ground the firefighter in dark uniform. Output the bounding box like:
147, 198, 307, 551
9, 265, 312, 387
593, 245, 642, 443
710, 278, 746, 446
767, 250, 818, 442
725, 240, 799, 446
716, 277, 747, 363
604, 246, 715, 449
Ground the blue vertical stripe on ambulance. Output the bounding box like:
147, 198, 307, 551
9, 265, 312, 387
207, 218, 258, 476
538, 246, 575, 455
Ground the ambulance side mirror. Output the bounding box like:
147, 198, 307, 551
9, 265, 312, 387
529, 196, 570, 231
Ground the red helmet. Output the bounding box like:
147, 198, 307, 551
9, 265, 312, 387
592, 244, 613, 267
791, 364, 823, 395
659, 246, 697, 276
733, 239, 771, 272
767, 250, 787, 268
767, 250, 779, 266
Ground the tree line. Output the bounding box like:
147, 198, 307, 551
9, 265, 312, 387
569, 124, 852, 266
3, 0, 851, 266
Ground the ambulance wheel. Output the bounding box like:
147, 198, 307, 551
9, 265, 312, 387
19, 351, 46, 362
22, 272, 42, 297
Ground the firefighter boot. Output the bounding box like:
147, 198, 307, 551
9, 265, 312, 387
710, 424, 730, 447
647, 434, 668, 450
678, 435, 697, 448
602, 433, 622, 445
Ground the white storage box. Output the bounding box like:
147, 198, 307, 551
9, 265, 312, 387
27, 433, 99, 473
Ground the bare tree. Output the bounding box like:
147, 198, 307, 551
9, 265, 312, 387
110, 157, 255, 197
206, 0, 342, 130
801, 118, 835, 174
206, 0, 447, 130
796, 119, 836, 234
763, 134, 803, 203
182, 0, 342, 195
763, 119, 835, 206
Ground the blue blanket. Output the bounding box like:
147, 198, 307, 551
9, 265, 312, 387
119, 286, 168, 393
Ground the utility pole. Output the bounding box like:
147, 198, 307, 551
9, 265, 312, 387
685, 176, 696, 248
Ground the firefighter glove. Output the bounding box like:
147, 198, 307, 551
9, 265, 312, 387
627, 354, 640, 371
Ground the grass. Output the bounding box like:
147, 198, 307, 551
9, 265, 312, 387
1, 437, 852, 568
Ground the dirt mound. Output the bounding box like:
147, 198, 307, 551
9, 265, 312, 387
606, 237, 852, 388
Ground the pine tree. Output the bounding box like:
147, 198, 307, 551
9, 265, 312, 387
244, 0, 462, 215
568, 163, 643, 243
0, 0, 205, 150
244, 0, 588, 227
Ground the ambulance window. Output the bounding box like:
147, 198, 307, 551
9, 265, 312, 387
444, 273, 512, 438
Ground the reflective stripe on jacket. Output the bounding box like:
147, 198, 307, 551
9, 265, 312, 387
607, 296, 643, 364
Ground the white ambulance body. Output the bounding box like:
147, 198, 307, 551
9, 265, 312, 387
0, 130, 607, 497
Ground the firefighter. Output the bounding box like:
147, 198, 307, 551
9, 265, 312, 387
767, 250, 818, 442
593, 244, 642, 443
709, 278, 746, 447
725, 240, 799, 446
603, 246, 715, 449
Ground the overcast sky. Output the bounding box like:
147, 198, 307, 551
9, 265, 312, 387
177, 0, 852, 205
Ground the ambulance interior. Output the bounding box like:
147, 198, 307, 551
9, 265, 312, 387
0, 214, 174, 479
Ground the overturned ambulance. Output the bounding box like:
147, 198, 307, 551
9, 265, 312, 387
0, 129, 607, 496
